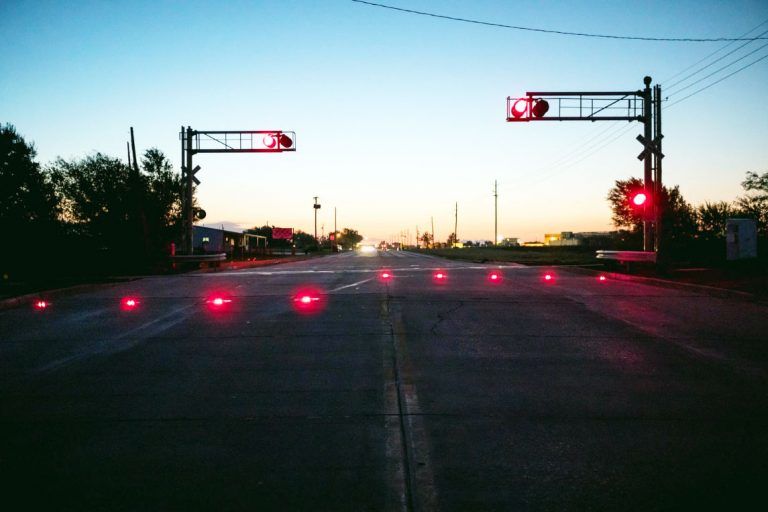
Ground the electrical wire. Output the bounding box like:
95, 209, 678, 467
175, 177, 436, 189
666, 51, 768, 108
351, 0, 768, 42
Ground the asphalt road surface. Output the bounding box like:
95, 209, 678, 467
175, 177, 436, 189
2, 250, 767, 511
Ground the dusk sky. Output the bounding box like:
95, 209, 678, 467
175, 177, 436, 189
2, 0, 767, 243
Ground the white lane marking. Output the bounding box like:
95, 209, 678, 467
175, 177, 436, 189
329, 277, 375, 292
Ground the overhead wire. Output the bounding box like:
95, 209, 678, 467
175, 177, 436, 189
351, 0, 768, 42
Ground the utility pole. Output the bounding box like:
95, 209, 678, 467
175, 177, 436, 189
127, 142, 132, 167
334, 206, 337, 252
653, 83, 663, 256
494, 180, 498, 246
642, 76, 653, 252
313, 196, 321, 241
416, 226, 419, 248
431, 216, 435, 248
454, 202, 458, 247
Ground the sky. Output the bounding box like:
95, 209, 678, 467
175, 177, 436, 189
2, 0, 767, 243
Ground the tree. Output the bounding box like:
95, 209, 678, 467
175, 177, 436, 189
293, 230, 317, 250
0, 124, 60, 278
735, 170, 768, 236
419, 232, 433, 248
446, 232, 458, 246
696, 201, 734, 239
337, 228, 363, 250
606, 177, 644, 231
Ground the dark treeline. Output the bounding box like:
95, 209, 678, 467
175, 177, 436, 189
606, 173, 768, 263
1, 124, 184, 284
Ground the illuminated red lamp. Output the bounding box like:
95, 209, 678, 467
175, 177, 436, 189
598, 275, 607, 282
292, 288, 324, 314
380, 270, 392, 281
120, 297, 140, 311
433, 271, 447, 282
510, 98, 529, 119
487, 271, 502, 283
632, 192, 647, 207
543, 273, 554, 282
206, 295, 233, 309
33, 300, 49, 310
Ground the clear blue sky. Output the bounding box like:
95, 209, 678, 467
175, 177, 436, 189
2, 0, 767, 243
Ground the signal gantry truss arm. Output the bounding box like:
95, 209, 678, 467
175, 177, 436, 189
507, 91, 644, 122
183, 130, 296, 154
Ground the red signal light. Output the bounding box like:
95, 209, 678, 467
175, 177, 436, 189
121, 297, 140, 310
511, 98, 528, 119
292, 287, 324, 314
632, 192, 647, 206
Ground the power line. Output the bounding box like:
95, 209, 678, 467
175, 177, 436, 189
668, 39, 768, 96
663, 19, 768, 84
666, 51, 768, 108
351, 0, 768, 42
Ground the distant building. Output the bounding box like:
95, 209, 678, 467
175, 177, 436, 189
499, 237, 519, 247
544, 232, 579, 246
193, 226, 244, 256
521, 241, 545, 247
544, 231, 614, 247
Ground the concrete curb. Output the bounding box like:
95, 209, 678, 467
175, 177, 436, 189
561, 265, 761, 301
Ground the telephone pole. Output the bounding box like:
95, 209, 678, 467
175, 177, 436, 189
493, 180, 498, 246
431, 216, 435, 248
454, 202, 458, 246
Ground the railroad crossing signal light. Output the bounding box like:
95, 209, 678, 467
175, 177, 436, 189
263, 132, 294, 150
507, 97, 550, 121
632, 192, 647, 207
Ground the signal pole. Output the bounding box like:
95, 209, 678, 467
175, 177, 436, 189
313, 196, 321, 241
494, 180, 498, 246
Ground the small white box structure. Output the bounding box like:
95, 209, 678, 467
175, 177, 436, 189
726, 219, 758, 260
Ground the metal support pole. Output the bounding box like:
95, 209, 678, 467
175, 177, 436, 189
494, 180, 498, 246
454, 202, 458, 246
313, 196, 319, 241
185, 126, 194, 254
642, 76, 653, 252
654, 84, 663, 256
431, 216, 435, 249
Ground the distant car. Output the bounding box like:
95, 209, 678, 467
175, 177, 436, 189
358, 245, 376, 253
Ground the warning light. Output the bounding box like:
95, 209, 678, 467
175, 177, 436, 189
292, 287, 324, 314
488, 271, 502, 283
510, 98, 528, 119
433, 271, 447, 282
380, 271, 392, 281
34, 300, 49, 310
206, 295, 233, 309
598, 275, 607, 282
121, 297, 140, 310
632, 192, 647, 206
531, 98, 549, 118
543, 273, 554, 282
263, 132, 294, 150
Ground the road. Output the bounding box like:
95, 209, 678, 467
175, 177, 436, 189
1, 250, 767, 511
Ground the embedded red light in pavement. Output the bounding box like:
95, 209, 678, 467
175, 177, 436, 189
206, 296, 233, 309
380, 271, 392, 280
121, 297, 140, 310
598, 275, 607, 282
434, 271, 446, 280
543, 273, 554, 282
292, 287, 324, 314
488, 271, 502, 283
34, 300, 49, 310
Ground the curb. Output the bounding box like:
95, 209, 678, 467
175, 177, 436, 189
561, 265, 760, 301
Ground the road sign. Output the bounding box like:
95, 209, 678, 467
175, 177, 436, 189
182, 165, 201, 185
636, 134, 664, 161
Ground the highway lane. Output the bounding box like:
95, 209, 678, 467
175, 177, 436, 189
1, 250, 767, 510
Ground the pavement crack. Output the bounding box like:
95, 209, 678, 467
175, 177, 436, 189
429, 301, 465, 335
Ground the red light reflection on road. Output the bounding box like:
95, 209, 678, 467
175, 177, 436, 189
292, 287, 325, 315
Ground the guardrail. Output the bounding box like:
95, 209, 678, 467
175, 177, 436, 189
596, 250, 657, 263
170, 253, 227, 268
